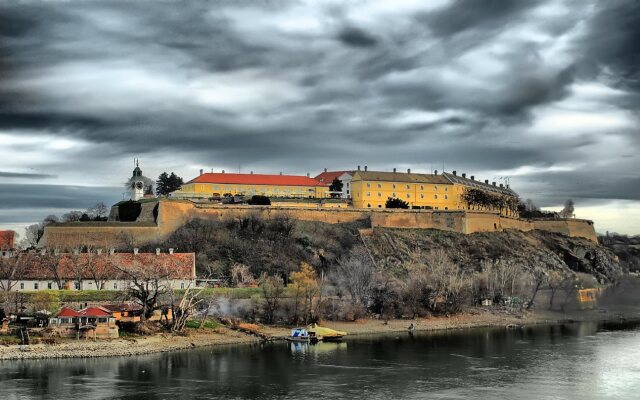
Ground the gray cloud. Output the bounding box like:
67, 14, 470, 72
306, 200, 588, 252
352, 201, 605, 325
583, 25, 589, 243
0, 172, 56, 179
0, 0, 638, 233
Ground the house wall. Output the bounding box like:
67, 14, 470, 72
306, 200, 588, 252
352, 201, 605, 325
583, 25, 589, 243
173, 182, 330, 199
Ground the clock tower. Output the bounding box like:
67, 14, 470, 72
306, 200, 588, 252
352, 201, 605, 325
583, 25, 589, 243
127, 159, 154, 201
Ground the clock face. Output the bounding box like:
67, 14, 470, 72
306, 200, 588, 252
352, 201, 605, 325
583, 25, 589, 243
135, 182, 144, 190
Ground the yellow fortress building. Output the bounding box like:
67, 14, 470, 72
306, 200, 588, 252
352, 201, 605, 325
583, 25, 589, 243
172, 171, 330, 200
349, 167, 518, 215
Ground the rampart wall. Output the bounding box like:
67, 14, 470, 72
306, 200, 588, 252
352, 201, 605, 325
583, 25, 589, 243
41, 199, 598, 248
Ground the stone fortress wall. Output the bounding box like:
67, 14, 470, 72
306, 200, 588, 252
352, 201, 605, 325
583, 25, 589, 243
40, 199, 598, 248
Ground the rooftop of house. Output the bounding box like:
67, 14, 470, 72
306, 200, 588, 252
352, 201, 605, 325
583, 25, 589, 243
187, 172, 327, 187
314, 170, 354, 184
57, 306, 113, 318
353, 170, 452, 184
102, 303, 143, 313
0, 230, 16, 249
14, 252, 196, 280
442, 172, 517, 196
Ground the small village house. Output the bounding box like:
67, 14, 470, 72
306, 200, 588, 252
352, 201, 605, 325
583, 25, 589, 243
49, 306, 119, 339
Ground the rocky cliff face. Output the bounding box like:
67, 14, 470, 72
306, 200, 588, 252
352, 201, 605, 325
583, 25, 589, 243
364, 228, 622, 283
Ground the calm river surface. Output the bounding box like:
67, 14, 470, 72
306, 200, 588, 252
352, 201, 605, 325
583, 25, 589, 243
1, 321, 640, 399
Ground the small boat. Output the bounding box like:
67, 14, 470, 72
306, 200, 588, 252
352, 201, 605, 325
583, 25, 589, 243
286, 327, 311, 342
307, 324, 347, 342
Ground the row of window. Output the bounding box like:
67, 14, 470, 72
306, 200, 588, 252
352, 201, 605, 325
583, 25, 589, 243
365, 192, 449, 200
366, 204, 450, 210
365, 183, 449, 191
18, 282, 186, 290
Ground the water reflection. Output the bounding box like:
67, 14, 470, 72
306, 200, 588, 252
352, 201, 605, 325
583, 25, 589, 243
1, 321, 639, 399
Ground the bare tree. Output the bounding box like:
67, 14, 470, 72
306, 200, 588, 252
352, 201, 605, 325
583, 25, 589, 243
259, 273, 285, 324
559, 199, 575, 218
0, 254, 24, 292
526, 267, 548, 310
117, 258, 172, 320
331, 246, 374, 306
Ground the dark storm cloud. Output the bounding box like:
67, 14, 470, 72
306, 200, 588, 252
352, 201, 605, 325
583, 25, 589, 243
0, 0, 638, 232
337, 26, 378, 47
418, 0, 535, 38
0, 172, 56, 179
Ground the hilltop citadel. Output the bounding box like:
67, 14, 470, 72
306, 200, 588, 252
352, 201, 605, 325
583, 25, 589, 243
39, 162, 597, 249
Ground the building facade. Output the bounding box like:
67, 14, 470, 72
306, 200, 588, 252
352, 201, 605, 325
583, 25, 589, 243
350, 168, 518, 215
172, 171, 330, 199
2, 251, 196, 292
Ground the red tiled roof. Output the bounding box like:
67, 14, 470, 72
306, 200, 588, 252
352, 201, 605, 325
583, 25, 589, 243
188, 173, 327, 187
0, 230, 15, 249
314, 171, 353, 184
57, 307, 82, 317
102, 303, 142, 312
16, 252, 196, 280
57, 306, 113, 318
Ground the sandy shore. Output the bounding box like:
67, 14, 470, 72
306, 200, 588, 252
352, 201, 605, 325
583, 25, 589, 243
2, 306, 639, 361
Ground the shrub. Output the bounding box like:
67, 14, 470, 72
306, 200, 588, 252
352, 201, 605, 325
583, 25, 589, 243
385, 197, 409, 209
248, 195, 271, 206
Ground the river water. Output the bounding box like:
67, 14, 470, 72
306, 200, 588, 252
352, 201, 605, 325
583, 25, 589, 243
1, 321, 639, 399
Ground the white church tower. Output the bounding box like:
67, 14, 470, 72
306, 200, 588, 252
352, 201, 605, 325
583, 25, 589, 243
127, 159, 154, 201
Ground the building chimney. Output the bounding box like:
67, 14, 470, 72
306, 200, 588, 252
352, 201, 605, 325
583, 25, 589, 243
222, 169, 225, 174
357, 165, 361, 171
169, 248, 174, 255
434, 170, 438, 175
250, 171, 253, 175
452, 170, 457, 176
485, 179, 489, 184
407, 168, 411, 174
499, 183, 504, 188
279, 172, 283, 175
471, 176, 475, 181
156, 248, 161, 255
393, 168, 397, 173
109, 248, 115, 255
492, 182, 496, 186
461, 173, 466, 178
324, 168, 327, 173
506, 184, 510, 189
133, 248, 139, 255
364, 165, 368, 171
307, 172, 310, 177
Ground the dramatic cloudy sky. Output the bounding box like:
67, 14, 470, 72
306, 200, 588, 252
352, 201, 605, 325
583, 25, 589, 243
1, 0, 639, 235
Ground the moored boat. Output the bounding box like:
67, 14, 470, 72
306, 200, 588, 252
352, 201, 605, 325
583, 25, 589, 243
286, 327, 311, 342
307, 324, 347, 342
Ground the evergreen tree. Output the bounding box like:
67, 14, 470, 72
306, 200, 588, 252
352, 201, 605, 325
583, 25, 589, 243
156, 172, 184, 195
329, 177, 344, 197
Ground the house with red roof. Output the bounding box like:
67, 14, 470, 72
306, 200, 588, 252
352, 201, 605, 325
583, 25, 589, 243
4, 250, 196, 292
314, 169, 355, 199
50, 306, 119, 339
171, 170, 330, 200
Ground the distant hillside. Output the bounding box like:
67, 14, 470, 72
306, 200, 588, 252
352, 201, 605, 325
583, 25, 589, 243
364, 228, 622, 283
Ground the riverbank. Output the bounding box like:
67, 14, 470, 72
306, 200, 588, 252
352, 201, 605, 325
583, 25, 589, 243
2, 306, 639, 361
